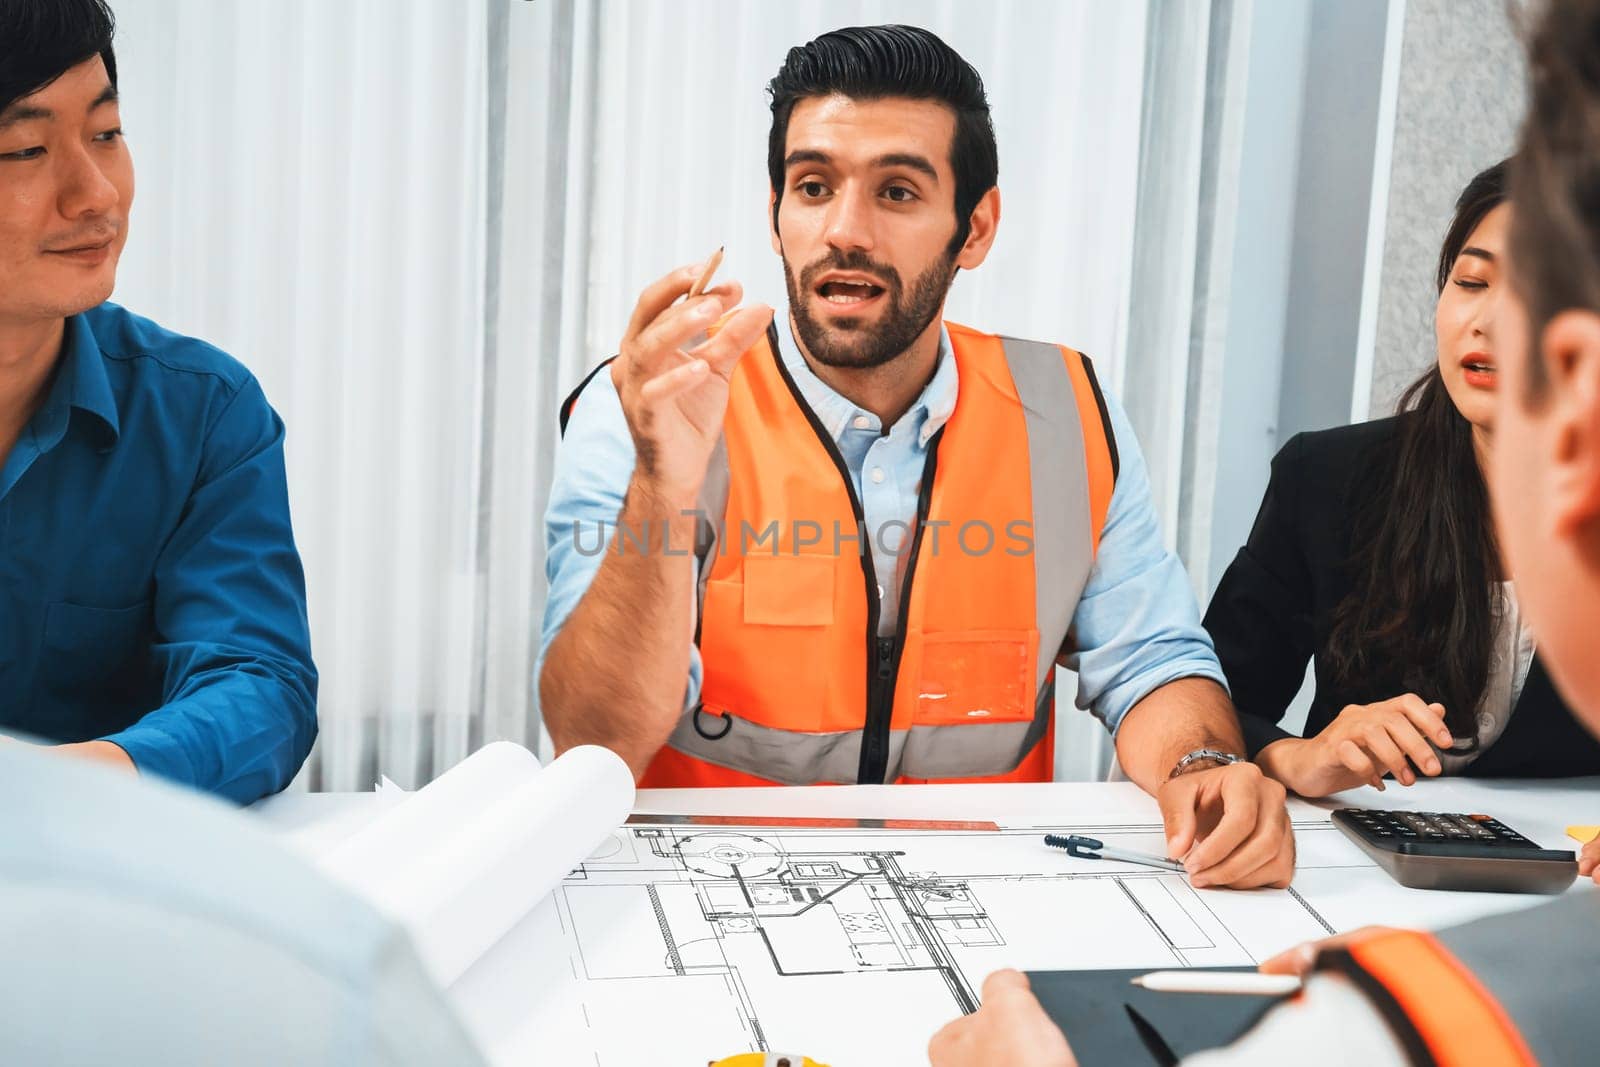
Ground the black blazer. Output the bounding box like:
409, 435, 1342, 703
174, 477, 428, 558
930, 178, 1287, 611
1204, 416, 1600, 777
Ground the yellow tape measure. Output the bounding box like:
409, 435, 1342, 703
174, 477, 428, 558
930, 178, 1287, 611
709, 1055, 829, 1067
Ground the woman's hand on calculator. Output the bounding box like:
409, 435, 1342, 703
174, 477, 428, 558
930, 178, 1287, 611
1257, 695, 1452, 797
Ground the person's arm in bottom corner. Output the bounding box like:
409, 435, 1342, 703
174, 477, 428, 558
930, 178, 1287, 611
928, 971, 1077, 1067
1581, 835, 1600, 884
927, 966, 1407, 1067
52, 740, 135, 771
1178, 973, 1410, 1066
96, 377, 317, 804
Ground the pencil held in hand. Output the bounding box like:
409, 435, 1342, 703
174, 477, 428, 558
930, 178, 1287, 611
688, 246, 725, 298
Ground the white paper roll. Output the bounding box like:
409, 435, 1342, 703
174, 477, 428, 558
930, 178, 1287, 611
320, 741, 542, 889
318, 743, 636, 987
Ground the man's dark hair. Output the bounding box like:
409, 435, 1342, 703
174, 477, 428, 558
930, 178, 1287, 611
0, 0, 118, 119
766, 25, 997, 255
1511, 0, 1600, 400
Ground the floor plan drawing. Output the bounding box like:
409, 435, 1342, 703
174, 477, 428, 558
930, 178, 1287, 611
300, 743, 1570, 1066
478, 818, 1372, 1066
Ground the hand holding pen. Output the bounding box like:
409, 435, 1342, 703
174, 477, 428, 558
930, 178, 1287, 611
610, 249, 773, 507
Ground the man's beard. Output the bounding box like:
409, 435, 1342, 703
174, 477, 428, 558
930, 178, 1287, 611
783, 247, 957, 369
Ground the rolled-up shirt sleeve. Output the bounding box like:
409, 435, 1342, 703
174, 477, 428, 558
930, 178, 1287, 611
536, 367, 705, 708
1061, 391, 1229, 735
103, 377, 317, 803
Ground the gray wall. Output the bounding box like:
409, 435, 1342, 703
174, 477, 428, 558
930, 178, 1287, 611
1200, 0, 1389, 596
1275, 0, 1389, 440
1365, 0, 1525, 417
1199, 0, 1312, 594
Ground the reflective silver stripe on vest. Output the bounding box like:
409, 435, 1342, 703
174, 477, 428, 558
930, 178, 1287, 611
998, 336, 1095, 695
666, 679, 1056, 785
692, 432, 730, 620
672, 334, 1097, 783
894, 676, 1056, 780
665, 708, 896, 786
895, 338, 1093, 779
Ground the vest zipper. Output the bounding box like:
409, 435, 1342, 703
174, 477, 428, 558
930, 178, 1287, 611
863, 435, 942, 782
874, 638, 895, 683
765, 325, 949, 782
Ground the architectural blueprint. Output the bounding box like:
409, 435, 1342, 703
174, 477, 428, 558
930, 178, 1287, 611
448, 814, 1424, 1066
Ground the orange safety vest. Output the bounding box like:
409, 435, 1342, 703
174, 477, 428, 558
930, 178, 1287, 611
601, 320, 1118, 787
1318, 928, 1538, 1066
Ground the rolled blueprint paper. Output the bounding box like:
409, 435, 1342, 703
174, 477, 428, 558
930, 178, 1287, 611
319, 743, 636, 987
320, 741, 542, 885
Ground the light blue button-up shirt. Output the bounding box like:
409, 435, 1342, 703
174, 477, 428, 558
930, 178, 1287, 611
0, 741, 482, 1065
541, 317, 1226, 735
775, 321, 958, 637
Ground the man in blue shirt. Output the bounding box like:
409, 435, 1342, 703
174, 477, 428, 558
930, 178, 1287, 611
541, 26, 1294, 889
0, 0, 316, 803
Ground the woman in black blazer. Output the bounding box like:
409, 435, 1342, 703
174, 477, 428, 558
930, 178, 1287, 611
1205, 160, 1600, 796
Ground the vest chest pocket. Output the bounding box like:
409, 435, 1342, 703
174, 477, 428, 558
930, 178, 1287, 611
698, 555, 840, 735
740, 554, 835, 626
910, 629, 1039, 726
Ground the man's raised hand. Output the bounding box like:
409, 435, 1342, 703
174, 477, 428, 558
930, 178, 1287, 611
612, 259, 773, 507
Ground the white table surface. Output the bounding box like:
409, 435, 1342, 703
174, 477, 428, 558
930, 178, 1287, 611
251, 775, 1600, 1064
253, 775, 1600, 861
252, 773, 1600, 942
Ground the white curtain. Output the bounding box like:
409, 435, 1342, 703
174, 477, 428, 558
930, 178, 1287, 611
113, 0, 493, 789
568, 0, 1147, 386
107, 0, 1218, 787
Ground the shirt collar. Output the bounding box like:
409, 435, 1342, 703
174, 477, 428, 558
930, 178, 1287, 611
60, 312, 120, 445
773, 311, 958, 447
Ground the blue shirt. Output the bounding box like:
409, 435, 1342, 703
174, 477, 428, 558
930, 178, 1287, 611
540, 317, 1226, 736
0, 303, 317, 803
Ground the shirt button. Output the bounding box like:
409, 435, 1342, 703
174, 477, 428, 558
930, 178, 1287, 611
852, 415, 872, 430
870, 468, 886, 484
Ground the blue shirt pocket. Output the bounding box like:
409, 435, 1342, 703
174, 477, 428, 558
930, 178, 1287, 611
35, 600, 153, 738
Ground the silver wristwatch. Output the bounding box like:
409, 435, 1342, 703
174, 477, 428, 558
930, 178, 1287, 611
1168, 748, 1245, 779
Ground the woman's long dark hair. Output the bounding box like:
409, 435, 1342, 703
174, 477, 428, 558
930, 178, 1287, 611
1324, 160, 1508, 744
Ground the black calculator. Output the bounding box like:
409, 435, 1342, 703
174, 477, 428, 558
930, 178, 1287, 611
1332, 809, 1577, 894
